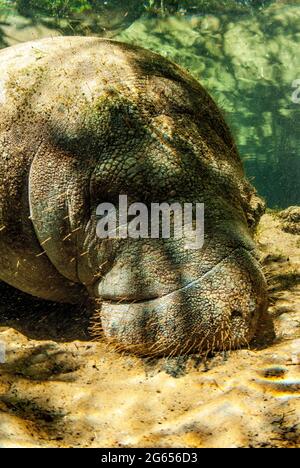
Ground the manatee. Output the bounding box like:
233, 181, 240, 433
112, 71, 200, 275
0, 37, 268, 355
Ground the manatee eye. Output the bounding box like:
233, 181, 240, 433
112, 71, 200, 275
169, 190, 177, 197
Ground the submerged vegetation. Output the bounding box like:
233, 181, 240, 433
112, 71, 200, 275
0, 1, 277, 16
0, 0, 299, 208
0, 0, 285, 34
0, 1, 145, 36
144, 0, 275, 15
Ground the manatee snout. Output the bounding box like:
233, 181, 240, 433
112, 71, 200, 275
98, 248, 268, 356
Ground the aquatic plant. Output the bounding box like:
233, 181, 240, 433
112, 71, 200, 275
0, 1, 144, 35
144, 0, 275, 16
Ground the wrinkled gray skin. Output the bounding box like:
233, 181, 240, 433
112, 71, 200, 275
0, 37, 268, 356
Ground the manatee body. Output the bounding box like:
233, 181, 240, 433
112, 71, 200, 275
0, 37, 268, 355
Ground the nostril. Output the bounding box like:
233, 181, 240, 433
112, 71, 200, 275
230, 309, 243, 320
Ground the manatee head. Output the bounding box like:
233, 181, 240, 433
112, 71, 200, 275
85, 145, 268, 356
51, 40, 266, 356
1, 38, 268, 356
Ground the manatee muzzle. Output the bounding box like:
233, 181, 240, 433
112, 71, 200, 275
96, 248, 268, 356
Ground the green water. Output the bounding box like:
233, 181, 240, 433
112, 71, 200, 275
0, 0, 299, 208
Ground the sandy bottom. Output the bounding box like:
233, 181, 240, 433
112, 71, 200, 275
0, 212, 299, 448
